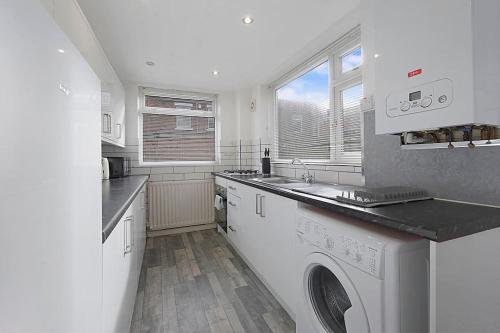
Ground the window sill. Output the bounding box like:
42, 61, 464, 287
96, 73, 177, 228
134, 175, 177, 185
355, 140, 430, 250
139, 161, 218, 167
271, 160, 362, 167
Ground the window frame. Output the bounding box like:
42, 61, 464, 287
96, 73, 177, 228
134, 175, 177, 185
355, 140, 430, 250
138, 87, 219, 166
272, 26, 363, 166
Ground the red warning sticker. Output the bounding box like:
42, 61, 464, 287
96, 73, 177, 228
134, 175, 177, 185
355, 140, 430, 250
408, 69, 422, 78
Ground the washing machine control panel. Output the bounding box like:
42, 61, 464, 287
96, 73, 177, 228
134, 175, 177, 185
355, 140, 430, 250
297, 218, 384, 278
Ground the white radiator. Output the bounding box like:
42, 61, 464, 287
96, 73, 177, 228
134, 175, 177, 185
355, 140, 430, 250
148, 180, 215, 230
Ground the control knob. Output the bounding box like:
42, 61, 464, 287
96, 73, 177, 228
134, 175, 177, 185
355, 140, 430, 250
421, 97, 432, 108
400, 101, 411, 112
355, 253, 362, 263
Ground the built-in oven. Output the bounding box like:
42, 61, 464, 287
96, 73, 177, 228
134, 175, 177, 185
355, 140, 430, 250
215, 184, 227, 233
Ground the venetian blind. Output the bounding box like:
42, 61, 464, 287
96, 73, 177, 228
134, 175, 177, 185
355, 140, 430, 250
140, 90, 216, 162
273, 26, 362, 164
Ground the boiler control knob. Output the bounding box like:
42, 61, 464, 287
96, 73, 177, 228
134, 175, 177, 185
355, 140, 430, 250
355, 253, 362, 263
421, 97, 432, 108
400, 101, 411, 112
438, 95, 447, 103
344, 249, 350, 256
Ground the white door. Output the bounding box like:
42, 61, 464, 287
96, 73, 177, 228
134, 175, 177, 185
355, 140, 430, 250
300, 252, 370, 333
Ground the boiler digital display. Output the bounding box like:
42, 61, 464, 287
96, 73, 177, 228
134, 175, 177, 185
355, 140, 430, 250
409, 91, 421, 101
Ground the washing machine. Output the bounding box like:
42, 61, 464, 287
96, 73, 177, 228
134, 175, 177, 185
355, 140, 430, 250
295, 204, 429, 333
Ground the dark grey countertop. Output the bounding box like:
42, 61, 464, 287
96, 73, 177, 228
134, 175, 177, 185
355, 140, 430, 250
102, 175, 149, 243
213, 172, 500, 242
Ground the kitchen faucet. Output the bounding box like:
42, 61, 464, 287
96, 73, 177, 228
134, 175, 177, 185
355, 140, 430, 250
291, 158, 314, 183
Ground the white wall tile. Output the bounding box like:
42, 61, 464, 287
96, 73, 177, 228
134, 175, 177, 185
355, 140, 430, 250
314, 170, 339, 184
173, 166, 195, 173
148, 174, 163, 182
338, 172, 365, 186
325, 165, 356, 173
165, 173, 185, 181
194, 165, 214, 173
130, 167, 151, 175
184, 173, 205, 180
150, 167, 174, 174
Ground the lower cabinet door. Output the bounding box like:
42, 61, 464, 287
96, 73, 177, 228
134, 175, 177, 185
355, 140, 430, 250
102, 218, 127, 333
133, 186, 147, 283
102, 209, 134, 333
259, 191, 298, 317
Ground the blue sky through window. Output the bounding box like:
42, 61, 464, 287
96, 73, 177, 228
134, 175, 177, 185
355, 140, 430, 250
276, 61, 329, 109
342, 47, 362, 73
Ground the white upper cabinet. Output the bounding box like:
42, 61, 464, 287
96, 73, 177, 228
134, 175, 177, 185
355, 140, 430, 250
41, 0, 126, 147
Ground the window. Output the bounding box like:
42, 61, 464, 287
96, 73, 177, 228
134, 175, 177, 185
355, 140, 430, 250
175, 116, 192, 130
139, 88, 217, 164
276, 62, 330, 160
207, 118, 215, 131
274, 26, 362, 164
341, 47, 362, 73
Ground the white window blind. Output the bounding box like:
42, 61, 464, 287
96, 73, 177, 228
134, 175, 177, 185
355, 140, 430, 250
274, 26, 362, 164
275, 61, 331, 160
139, 88, 217, 163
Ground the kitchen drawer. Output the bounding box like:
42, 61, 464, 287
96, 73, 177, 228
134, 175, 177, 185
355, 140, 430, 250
215, 176, 227, 187
227, 180, 241, 197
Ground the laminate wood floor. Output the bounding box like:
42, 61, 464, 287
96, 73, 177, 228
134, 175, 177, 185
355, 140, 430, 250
130, 229, 296, 333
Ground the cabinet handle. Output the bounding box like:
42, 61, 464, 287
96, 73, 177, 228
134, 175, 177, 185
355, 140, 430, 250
260, 195, 265, 218
255, 194, 261, 215
228, 201, 236, 207
108, 115, 113, 134
131, 216, 135, 247
228, 185, 236, 190
103, 114, 112, 134
228, 226, 236, 232
124, 216, 133, 255
115, 123, 121, 139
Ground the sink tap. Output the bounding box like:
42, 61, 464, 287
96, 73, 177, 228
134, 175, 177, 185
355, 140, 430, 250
291, 158, 314, 183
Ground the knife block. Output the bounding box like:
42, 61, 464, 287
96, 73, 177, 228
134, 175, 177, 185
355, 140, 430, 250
262, 157, 271, 175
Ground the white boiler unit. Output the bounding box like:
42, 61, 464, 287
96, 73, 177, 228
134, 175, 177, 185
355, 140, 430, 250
373, 0, 500, 134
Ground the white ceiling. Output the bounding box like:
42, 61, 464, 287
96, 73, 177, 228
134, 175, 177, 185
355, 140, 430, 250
77, 0, 359, 92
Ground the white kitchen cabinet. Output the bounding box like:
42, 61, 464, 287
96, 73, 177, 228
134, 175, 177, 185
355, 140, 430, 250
134, 187, 147, 279
103, 184, 147, 333
40, 0, 126, 148
102, 206, 133, 333
257, 191, 298, 317
223, 177, 298, 317
101, 81, 126, 147
1, 2, 102, 330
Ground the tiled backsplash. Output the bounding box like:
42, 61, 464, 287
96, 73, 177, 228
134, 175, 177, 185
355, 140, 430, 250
103, 138, 363, 185
272, 162, 363, 185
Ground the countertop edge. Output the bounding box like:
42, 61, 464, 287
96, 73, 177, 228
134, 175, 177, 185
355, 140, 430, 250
212, 172, 490, 242
102, 176, 149, 243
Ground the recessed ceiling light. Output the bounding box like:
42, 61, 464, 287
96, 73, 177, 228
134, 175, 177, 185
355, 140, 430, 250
242, 16, 254, 24
57, 49, 65, 53
212, 70, 220, 76
373, 53, 380, 58
145, 61, 155, 66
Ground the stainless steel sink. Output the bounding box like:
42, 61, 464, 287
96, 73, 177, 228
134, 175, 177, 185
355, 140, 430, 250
250, 176, 312, 189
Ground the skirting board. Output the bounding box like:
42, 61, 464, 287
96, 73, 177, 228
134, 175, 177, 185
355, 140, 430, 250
147, 223, 217, 237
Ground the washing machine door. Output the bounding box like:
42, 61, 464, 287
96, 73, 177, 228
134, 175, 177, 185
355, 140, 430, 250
303, 253, 370, 333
